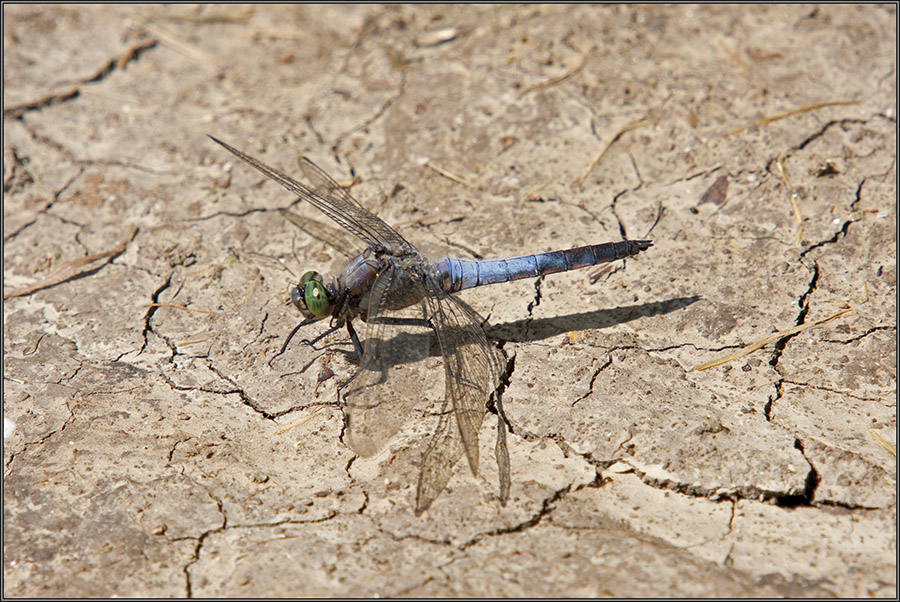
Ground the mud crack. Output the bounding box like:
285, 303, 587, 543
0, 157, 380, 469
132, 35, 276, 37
460, 484, 572, 550
4, 39, 158, 119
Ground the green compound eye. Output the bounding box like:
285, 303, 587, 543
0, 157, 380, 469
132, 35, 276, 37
303, 279, 331, 317
299, 271, 321, 286
291, 271, 330, 319
301, 280, 331, 318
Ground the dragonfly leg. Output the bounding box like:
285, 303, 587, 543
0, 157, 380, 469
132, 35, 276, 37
268, 318, 340, 366
346, 316, 433, 359
335, 323, 363, 392
345, 319, 363, 359
269, 319, 308, 366
302, 323, 346, 349
337, 369, 362, 393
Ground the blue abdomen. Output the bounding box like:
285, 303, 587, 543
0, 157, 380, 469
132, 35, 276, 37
434, 239, 652, 293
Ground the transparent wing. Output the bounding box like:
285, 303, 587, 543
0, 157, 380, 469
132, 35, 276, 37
296, 157, 415, 251
296, 157, 370, 212
341, 265, 505, 514
342, 266, 432, 457
415, 279, 505, 514
210, 136, 414, 253
414, 406, 464, 515
278, 208, 365, 258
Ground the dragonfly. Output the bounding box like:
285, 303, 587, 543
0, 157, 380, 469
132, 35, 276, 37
209, 136, 652, 514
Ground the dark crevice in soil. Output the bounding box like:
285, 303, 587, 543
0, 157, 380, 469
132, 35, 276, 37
726, 500, 736, 531
526, 275, 544, 317
3, 168, 84, 242
183, 491, 227, 598
610, 188, 631, 241
10, 396, 78, 472
204, 364, 278, 421
799, 217, 856, 259
25, 125, 79, 162
782, 378, 892, 405
83, 39, 158, 83
490, 349, 516, 420
571, 355, 612, 407
796, 118, 868, 150
460, 484, 571, 550
356, 486, 369, 514
631, 464, 813, 506
4, 39, 158, 120
188, 205, 278, 222
158, 371, 196, 392
680, 165, 725, 183
644, 339, 728, 354
849, 177, 866, 212
578, 467, 613, 492
823, 324, 895, 345
815, 499, 887, 511
3, 147, 35, 194
393, 576, 439, 598
560, 199, 612, 231
305, 114, 327, 147
770, 262, 819, 370
379, 520, 455, 546
763, 380, 781, 422
139, 272, 174, 356
157, 363, 294, 422
799, 179, 864, 259
4, 88, 81, 120
166, 438, 188, 463
627, 151, 644, 185
773, 439, 819, 508
765, 261, 819, 420
240, 311, 270, 353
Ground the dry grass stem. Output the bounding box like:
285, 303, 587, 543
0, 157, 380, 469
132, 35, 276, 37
426, 161, 475, 188
692, 307, 855, 371
575, 117, 651, 188
4, 226, 138, 300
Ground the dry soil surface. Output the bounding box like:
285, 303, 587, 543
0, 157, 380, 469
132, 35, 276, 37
3, 4, 896, 598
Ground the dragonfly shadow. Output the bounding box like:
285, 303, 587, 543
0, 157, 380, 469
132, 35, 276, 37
486, 295, 702, 344
298, 295, 702, 369
292, 324, 437, 369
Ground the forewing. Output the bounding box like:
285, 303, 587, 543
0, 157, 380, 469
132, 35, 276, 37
297, 157, 416, 253
342, 267, 431, 457
278, 208, 364, 258
210, 136, 413, 252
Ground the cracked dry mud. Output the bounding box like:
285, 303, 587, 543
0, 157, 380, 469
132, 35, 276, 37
3, 4, 896, 598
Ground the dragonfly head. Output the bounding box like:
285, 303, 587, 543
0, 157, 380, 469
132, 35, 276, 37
290, 271, 333, 320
